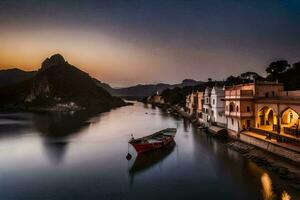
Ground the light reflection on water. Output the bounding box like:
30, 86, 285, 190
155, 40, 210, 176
0, 102, 297, 200
261, 173, 292, 200
261, 173, 274, 200
281, 191, 291, 200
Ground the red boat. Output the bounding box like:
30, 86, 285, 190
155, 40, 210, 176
129, 128, 177, 154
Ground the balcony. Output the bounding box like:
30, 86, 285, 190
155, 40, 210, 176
225, 90, 254, 100
225, 111, 254, 117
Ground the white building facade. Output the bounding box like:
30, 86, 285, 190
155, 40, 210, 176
210, 86, 227, 127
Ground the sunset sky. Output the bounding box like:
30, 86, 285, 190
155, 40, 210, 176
0, 0, 300, 87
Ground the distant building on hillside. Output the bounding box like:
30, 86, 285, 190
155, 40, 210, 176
147, 91, 165, 104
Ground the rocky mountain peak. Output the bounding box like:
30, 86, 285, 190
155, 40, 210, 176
41, 54, 66, 70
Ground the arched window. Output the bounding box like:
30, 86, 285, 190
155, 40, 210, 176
236, 106, 239, 112
281, 107, 299, 125
229, 102, 234, 112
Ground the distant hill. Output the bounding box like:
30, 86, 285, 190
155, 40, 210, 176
110, 83, 171, 97
0, 62, 203, 99
95, 79, 203, 97
93, 78, 116, 94
0, 68, 36, 87
0, 54, 126, 112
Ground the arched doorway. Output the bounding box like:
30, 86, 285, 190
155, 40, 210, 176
281, 107, 299, 125
257, 106, 277, 131
280, 107, 299, 136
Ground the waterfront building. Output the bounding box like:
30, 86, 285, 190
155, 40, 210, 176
186, 91, 203, 118
202, 87, 212, 124
254, 89, 300, 136
186, 93, 194, 116
185, 81, 300, 140
210, 86, 227, 127
223, 81, 300, 138
224, 81, 284, 136
186, 91, 204, 117
148, 91, 165, 104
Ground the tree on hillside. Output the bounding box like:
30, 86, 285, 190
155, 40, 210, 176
281, 61, 300, 90
264, 60, 300, 90
266, 60, 290, 81
225, 75, 248, 86
240, 71, 264, 81
292, 62, 300, 70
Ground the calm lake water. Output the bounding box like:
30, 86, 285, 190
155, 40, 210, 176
0, 102, 298, 199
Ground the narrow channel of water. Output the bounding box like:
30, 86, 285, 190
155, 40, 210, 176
0, 102, 297, 199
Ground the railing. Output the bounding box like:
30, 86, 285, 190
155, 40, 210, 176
225, 111, 253, 117
239, 112, 254, 117
225, 90, 254, 99
249, 127, 300, 144
284, 127, 300, 137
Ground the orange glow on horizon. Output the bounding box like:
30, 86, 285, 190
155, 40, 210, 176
0, 28, 169, 86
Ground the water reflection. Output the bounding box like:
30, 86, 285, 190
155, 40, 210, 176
129, 142, 176, 185
42, 140, 68, 165
0, 113, 33, 137
281, 191, 291, 200
32, 110, 98, 164
260, 170, 292, 200
261, 173, 274, 200
0, 103, 298, 199
248, 159, 291, 200
182, 118, 187, 132
32, 111, 95, 138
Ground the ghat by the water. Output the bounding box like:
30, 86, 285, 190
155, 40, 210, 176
0, 102, 297, 199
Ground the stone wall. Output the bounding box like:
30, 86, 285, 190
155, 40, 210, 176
239, 133, 300, 163
227, 129, 239, 139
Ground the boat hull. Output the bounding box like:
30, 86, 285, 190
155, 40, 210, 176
131, 136, 174, 154
129, 128, 176, 154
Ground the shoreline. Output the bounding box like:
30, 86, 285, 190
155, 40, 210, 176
0, 101, 132, 114
148, 101, 300, 192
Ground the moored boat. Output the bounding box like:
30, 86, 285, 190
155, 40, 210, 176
129, 128, 177, 154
